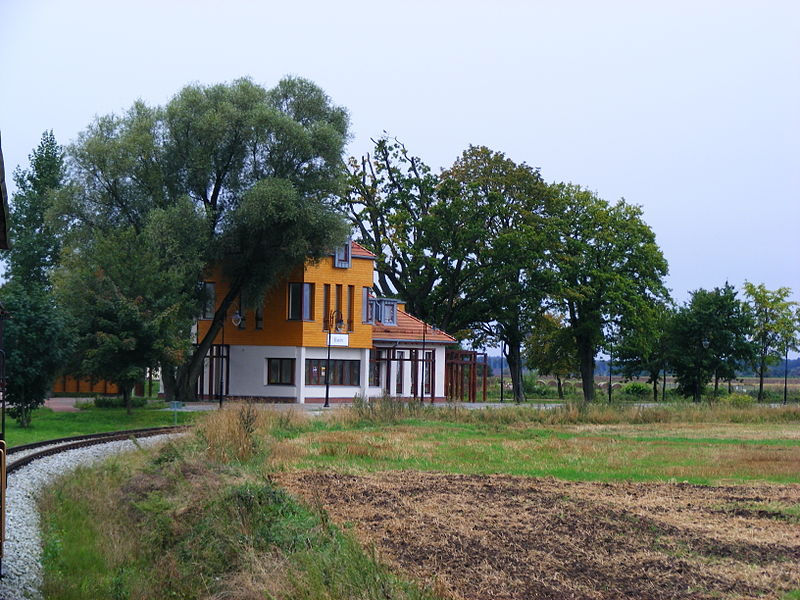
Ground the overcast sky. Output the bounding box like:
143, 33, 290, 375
2, 0, 798, 309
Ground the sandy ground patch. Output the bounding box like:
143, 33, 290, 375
276, 470, 800, 600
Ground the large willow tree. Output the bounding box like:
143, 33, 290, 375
56, 77, 350, 401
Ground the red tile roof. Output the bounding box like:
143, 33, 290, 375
372, 309, 456, 344
351, 241, 376, 259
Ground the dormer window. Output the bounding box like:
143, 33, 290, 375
381, 300, 397, 326
334, 238, 352, 269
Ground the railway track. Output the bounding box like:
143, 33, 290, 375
6, 425, 190, 474
0, 425, 190, 593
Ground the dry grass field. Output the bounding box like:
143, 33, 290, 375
277, 470, 800, 600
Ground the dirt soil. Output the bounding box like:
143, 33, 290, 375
275, 471, 800, 600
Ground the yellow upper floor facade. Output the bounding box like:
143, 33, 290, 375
197, 240, 378, 349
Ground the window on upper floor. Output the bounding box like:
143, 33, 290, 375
347, 285, 355, 331
288, 282, 314, 321
362, 287, 374, 323
380, 300, 397, 326
255, 305, 264, 330
200, 282, 216, 320
334, 238, 352, 268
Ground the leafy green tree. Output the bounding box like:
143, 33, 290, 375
56, 77, 350, 402
343, 137, 488, 335
56, 203, 207, 412
548, 184, 669, 403
0, 283, 71, 426
524, 313, 577, 398
667, 284, 754, 402
614, 301, 674, 402
8, 131, 64, 283
1, 132, 72, 426
345, 142, 553, 403
442, 146, 554, 403
743, 282, 799, 401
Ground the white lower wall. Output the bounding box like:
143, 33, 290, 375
221, 344, 449, 402
225, 345, 369, 402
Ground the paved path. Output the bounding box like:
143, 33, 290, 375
43, 397, 81, 412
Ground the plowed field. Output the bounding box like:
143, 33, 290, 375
276, 471, 800, 600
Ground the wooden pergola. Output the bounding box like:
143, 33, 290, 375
445, 349, 488, 403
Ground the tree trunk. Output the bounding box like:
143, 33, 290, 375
557, 375, 563, 399
123, 386, 132, 416
661, 370, 666, 402
175, 277, 243, 403
652, 378, 658, 403
577, 340, 595, 403
505, 341, 525, 404
160, 363, 176, 402
757, 357, 766, 402
713, 372, 719, 399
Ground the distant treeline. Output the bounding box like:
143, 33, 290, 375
487, 356, 800, 379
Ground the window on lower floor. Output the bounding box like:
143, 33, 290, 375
369, 350, 383, 387
424, 350, 433, 394
395, 351, 404, 394
305, 359, 360, 386
267, 358, 295, 385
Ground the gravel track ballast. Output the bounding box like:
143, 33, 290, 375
0, 435, 180, 600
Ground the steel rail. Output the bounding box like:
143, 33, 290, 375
6, 426, 190, 474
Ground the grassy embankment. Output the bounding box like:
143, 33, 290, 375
38, 400, 800, 599
4, 404, 196, 447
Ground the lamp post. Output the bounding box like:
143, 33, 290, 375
324, 310, 344, 408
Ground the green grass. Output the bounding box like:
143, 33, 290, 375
4, 405, 196, 447
39, 436, 437, 600
271, 416, 800, 485
38, 403, 800, 599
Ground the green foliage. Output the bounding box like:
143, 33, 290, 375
2, 405, 194, 447
743, 282, 800, 401
343, 137, 487, 335
620, 382, 650, 397
40, 437, 436, 600
615, 301, 673, 401
525, 313, 578, 398
522, 377, 557, 398
92, 396, 147, 409
8, 130, 65, 284
668, 284, 755, 402
548, 184, 670, 403
444, 146, 554, 403
56, 76, 351, 402
2, 132, 72, 427
1, 282, 72, 426
718, 393, 755, 408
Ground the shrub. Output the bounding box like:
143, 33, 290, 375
620, 382, 650, 398
93, 396, 147, 409
522, 375, 557, 398
718, 393, 755, 408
